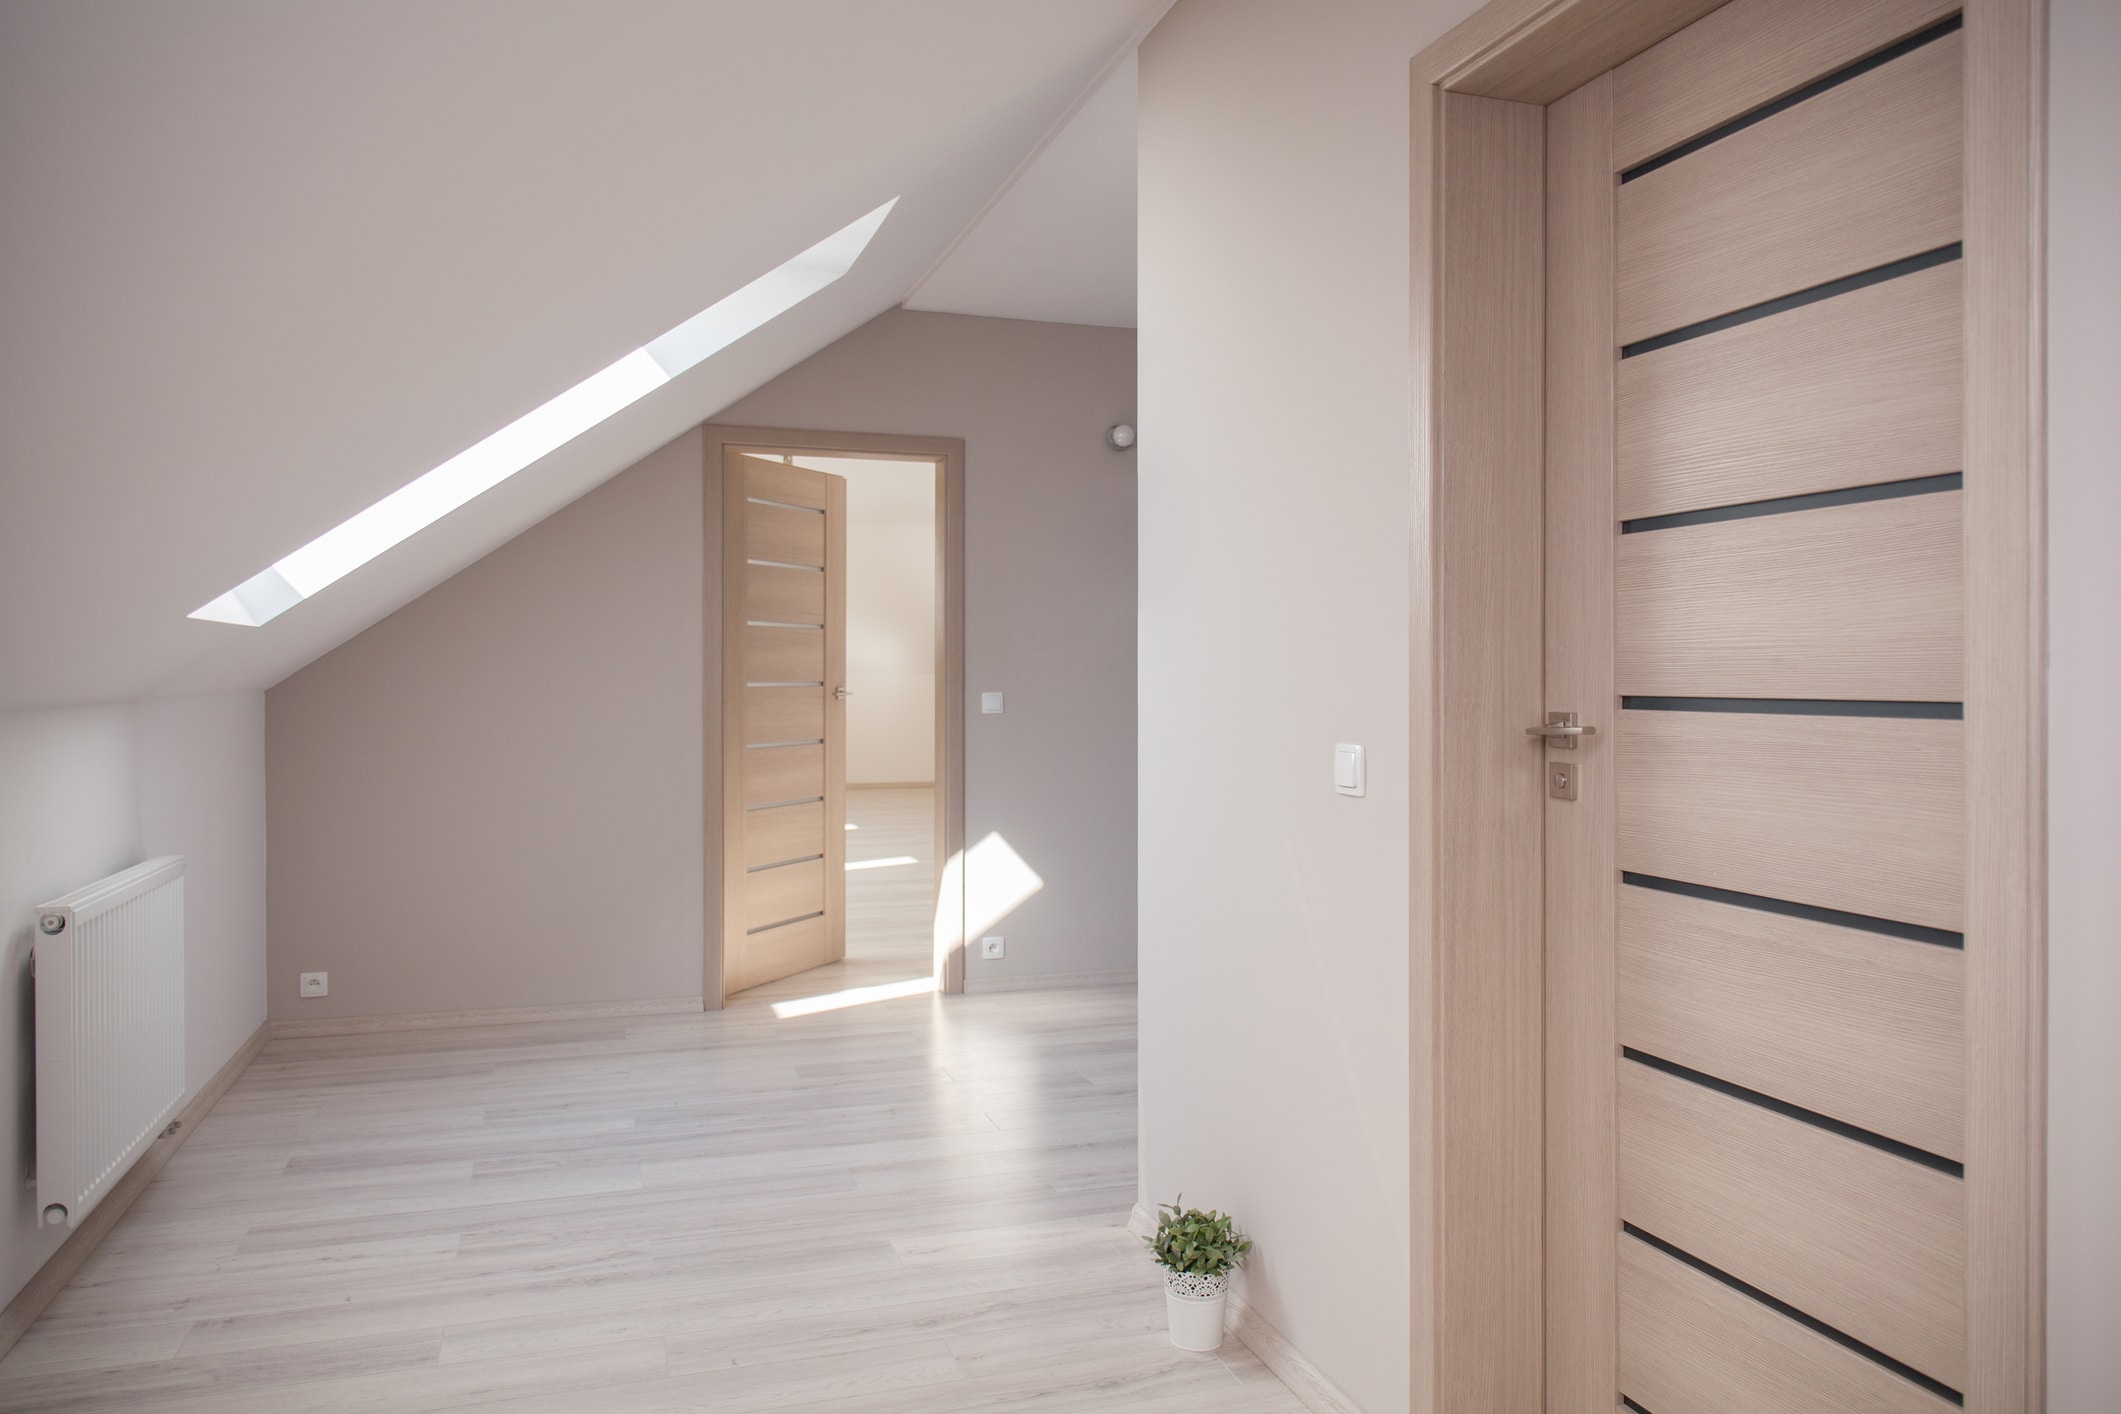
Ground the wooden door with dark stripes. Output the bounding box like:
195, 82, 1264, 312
721, 452, 847, 997
1543, 1, 1972, 1409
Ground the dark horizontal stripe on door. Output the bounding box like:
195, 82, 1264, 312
1621, 14, 1965, 184
1623, 1049, 1964, 1177
1622, 1223, 1966, 1406
1621, 472, 1962, 535
1621, 696, 1962, 719
1621, 244, 1962, 358
1622, 872, 1964, 949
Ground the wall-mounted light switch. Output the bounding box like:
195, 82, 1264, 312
981, 692, 1005, 714
1334, 743, 1365, 797
981, 936, 1005, 959
299, 971, 329, 998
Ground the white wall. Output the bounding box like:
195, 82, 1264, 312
1137, 1, 1474, 1408
2045, 0, 2120, 1405
830, 459, 937, 785
0, 693, 266, 1312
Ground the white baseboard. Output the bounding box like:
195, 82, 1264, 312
963, 969, 1136, 994
1227, 1291, 1365, 1414
270, 995, 702, 1038
1130, 1201, 1361, 1414
0, 1019, 270, 1360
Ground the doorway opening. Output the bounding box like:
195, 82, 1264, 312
705, 426, 966, 1011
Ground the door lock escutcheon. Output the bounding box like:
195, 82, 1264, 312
1548, 762, 1578, 801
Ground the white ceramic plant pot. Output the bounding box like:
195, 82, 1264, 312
1163, 1270, 1229, 1351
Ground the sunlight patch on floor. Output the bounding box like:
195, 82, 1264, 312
771, 975, 937, 1019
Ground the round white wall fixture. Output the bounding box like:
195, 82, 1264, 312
1106, 424, 1136, 450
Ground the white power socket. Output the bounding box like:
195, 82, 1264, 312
299, 971, 329, 998
981, 936, 1005, 960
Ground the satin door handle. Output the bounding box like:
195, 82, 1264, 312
1524, 711, 1595, 748
834, 686, 854, 701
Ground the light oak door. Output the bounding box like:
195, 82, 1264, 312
1543, 2, 1976, 1410
721, 452, 846, 997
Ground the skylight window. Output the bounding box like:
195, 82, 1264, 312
191, 198, 898, 626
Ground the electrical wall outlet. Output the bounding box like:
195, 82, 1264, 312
981, 936, 1005, 960
299, 971, 329, 998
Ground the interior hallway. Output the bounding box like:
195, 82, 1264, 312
0, 780, 1295, 1411
811, 784, 937, 996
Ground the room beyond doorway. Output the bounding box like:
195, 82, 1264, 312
795, 454, 937, 994
705, 426, 967, 1010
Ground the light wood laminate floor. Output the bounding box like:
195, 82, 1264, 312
0, 788, 1297, 1411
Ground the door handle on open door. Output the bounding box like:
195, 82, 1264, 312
1524, 711, 1595, 748
834, 686, 854, 700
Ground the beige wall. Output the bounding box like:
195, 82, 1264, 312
2046, 0, 2120, 1403
267, 310, 1135, 1014
719, 311, 1138, 985
0, 693, 266, 1311
267, 433, 707, 1019
1137, 1, 1474, 1409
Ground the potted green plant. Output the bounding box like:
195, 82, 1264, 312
1144, 1195, 1253, 1351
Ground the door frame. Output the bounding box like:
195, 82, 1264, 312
703, 424, 968, 1008
1406, 2, 2047, 1410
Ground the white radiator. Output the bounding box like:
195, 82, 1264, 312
34, 855, 186, 1230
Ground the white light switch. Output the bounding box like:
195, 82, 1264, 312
1334, 744, 1365, 797
981, 692, 1005, 714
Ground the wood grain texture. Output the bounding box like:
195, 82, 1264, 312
744, 800, 824, 871
0, 956, 1309, 1409
1618, 882, 1965, 1159
1616, 259, 1964, 520
1960, 0, 2047, 1406
1541, 69, 1622, 1414
1435, 89, 1546, 1414
1616, 30, 1963, 344
743, 744, 823, 809
744, 563, 824, 626
730, 913, 829, 993
1619, 1233, 1960, 1414
269, 997, 701, 1039
745, 499, 825, 568
743, 625, 824, 684
742, 456, 828, 511
821, 471, 847, 967
744, 686, 824, 747
745, 858, 825, 934
1612, 0, 1961, 169
1620, 1060, 1967, 1386
719, 448, 751, 1010
723, 453, 843, 999
1615, 489, 1965, 701
0, 1023, 268, 1362
1617, 708, 1965, 931
1443, 0, 1727, 103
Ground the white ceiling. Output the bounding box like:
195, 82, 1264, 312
0, 1, 1152, 710
907, 51, 1139, 329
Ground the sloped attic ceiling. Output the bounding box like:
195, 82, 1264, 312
0, 0, 1157, 710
